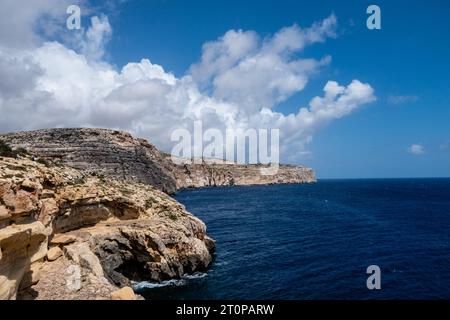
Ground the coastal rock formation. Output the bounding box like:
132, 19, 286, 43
1, 129, 178, 193
111, 286, 137, 300
0, 156, 214, 300
0, 128, 316, 194
175, 162, 315, 189
0, 127, 315, 300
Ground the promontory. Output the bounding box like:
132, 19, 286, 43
0, 128, 315, 300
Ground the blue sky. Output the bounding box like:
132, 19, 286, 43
1, 0, 449, 179
102, 0, 450, 178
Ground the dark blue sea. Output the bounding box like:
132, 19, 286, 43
136, 179, 450, 300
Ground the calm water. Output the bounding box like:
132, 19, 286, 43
136, 179, 450, 300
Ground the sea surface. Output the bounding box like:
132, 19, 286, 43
136, 179, 450, 300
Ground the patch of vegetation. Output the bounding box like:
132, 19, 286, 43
36, 158, 51, 167
145, 196, 157, 208
168, 212, 178, 221
159, 203, 169, 211
6, 164, 27, 171
15, 147, 29, 156
120, 187, 133, 195
0, 140, 16, 158
67, 177, 86, 186
53, 161, 65, 168
0, 141, 31, 159
93, 173, 107, 183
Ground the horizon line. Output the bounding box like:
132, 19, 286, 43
317, 176, 450, 180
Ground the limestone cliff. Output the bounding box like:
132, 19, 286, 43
0, 128, 315, 300
0, 128, 316, 194
0, 156, 214, 300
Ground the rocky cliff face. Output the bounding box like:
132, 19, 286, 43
1, 129, 179, 194
0, 128, 316, 194
0, 156, 214, 300
0, 128, 315, 300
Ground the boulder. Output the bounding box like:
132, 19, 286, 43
50, 234, 77, 246
47, 247, 63, 261
64, 242, 104, 278
111, 287, 136, 300
0, 221, 48, 299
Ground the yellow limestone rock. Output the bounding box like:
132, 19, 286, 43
50, 234, 77, 246
0, 153, 216, 300
0, 205, 10, 221
19, 261, 43, 291
47, 247, 63, 261
0, 221, 48, 300
111, 286, 136, 300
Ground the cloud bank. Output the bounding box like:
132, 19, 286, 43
0, 2, 376, 163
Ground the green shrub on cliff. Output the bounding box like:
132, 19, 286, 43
0, 140, 16, 158
0, 141, 31, 159
15, 147, 29, 156
146, 196, 157, 208
36, 158, 51, 167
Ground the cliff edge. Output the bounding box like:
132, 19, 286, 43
0, 156, 214, 300
0, 128, 315, 300
0, 128, 316, 194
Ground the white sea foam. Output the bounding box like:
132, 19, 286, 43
133, 272, 208, 290
182, 272, 208, 280
132, 279, 186, 290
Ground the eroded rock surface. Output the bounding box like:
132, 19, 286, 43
0, 157, 214, 300
0, 128, 316, 194
0, 128, 315, 300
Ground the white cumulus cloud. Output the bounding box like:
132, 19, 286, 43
0, 0, 75, 49
190, 14, 337, 111
0, 4, 376, 163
